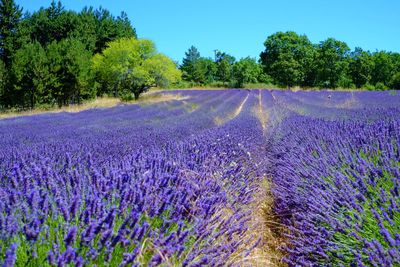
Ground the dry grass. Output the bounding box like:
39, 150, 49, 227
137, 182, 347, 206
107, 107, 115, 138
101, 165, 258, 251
0, 97, 120, 119
253, 90, 268, 132
227, 178, 287, 267
0, 92, 190, 119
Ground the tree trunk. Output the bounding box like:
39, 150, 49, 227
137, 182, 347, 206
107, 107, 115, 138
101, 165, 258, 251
134, 91, 140, 100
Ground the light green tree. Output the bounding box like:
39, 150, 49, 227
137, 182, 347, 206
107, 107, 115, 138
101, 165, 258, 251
93, 38, 181, 100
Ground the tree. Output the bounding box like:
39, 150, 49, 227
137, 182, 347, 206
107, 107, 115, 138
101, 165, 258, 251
180, 45, 201, 81
93, 7, 136, 54
26, 2, 136, 54
0, 59, 6, 108
370, 51, 394, 87
232, 57, 262, 87
260, 31, 314, 88
0, 0, 23, 68
27, 1, 79, 46
348, 47, 373, 88
92, 38, 181, 100
47, 38, 94, 106
390, 72, 400, 89
316, 38, 350, 88
192, 57, 216, 85
12, 41, 50, 108
215, 51, 235, 85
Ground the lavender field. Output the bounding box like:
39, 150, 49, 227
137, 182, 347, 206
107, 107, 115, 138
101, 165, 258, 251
0, 90, 399, 266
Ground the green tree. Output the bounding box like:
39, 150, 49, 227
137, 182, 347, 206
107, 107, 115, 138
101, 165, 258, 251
47, 38, 94, 106
316, 38, 350, 88
26, 2, 136, 54
232, 57, 262, 87
215, 51, 235, 85
390, 72, 400, 89
180, 45, 201, 82
12, 41, 50, 108
192, 57, 216, 85
348, 47, 373, 88
370, 51, 394, 88
260, 31, 314, 88
0, 0, 23, 68
93, 8, 136, 54
27, 1, 79, 46
0, 59, 6, 108
93, 38, 181, 100
73, 7, 97, 52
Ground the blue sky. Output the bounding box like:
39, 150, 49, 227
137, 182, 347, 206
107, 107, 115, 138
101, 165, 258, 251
16, 0, 400, 62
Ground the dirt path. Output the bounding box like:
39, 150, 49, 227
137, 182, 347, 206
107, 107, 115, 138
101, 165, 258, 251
230, 91, 286, 266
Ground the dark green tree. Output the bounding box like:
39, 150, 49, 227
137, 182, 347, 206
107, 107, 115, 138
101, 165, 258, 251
72, 7, 97, 52
260, 31, 314, 88
180, 45, 201, 82
370, 51, 394, 87
47, 38, 94, 106
0, 59, 6, 108
232, 57, 262, 87
93, 7, 136, 53
27, 1, 80, 46
390, 72, 400, 89
215, 51, 235, 85
316, 38, 350, 88
12, 41, 50, 108
348, 47, 373, 88
0, 0, 23, 68
192, 57, 216, 85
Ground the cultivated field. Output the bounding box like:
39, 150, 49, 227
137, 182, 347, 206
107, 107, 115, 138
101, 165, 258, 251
0, 90, 399, 266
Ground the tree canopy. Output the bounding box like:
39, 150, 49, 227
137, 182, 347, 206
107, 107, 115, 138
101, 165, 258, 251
258, 31, 400, 89
93, 38, 181, 100
0, 0, 138, 110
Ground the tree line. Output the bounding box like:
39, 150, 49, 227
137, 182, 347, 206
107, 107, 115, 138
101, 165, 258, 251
0, 0, 180, 110
1, 0, 399, 111
180, 32, 400, 90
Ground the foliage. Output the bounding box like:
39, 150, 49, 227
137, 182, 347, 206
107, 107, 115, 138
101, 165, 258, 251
371, 51, 395, 88
25, 2, 136, 53
0, 59, 6, 105
258, 32, 400, 90
180, 45, 201, 81
348, 47, 373, 88
11, 41, 50, 108
390, 72, 400, 89
47, 38, 94, 106
315, 38, 350, 88
0, 0, 137, 109
215, 51, 235, 85
232, 57, 262, 87
93, 38, 181, 100
0, 0, 23, 67
260, 31, 314, 88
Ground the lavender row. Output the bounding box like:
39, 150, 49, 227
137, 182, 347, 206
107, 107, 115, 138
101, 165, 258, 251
265, 90, 400, 266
